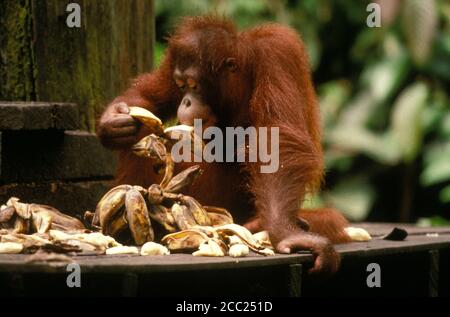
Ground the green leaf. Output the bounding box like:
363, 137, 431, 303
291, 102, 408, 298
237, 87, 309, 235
326, 127, 400, 164
402, 0, 438, 66
440, 185, 450, 203
421, 142, 450, 186
324, 148, 354, 172
319, 80, 351, 126
391, 82, 428, 162
360, 47, 409, 105
338, 48, 409, 128
301, 193, 325, 209
417, 216, 450, 227
324, 177, 376, 221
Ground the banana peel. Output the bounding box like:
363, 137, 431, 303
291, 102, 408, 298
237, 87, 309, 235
161, 228, 210, 252
129, 107, 164, 135
125, 188, 154, 245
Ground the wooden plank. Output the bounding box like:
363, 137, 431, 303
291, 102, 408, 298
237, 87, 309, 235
0, 102, 78, 131
0, 0, 35, 101
0, 234, 449, 273
1, 0, 155, 131
0, 130, 116, 182
356, 223, 450, 236
336, 234, 450, 257
122, 273, 139, 297
0, 253, 305, 274
1, 225, 450, 276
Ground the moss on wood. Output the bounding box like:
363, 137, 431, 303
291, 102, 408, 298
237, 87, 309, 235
0, 0, 154, 131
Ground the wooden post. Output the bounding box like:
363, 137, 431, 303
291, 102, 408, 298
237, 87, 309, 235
0, 0, 155, 131
429, 249, 439, 297
289, 263, 302, 297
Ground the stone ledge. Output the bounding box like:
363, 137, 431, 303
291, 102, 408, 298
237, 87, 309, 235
0, 102, 79, 131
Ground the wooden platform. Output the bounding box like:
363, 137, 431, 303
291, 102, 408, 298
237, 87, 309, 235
1, 223, 450, 296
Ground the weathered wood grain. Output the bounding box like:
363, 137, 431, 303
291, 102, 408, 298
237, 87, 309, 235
0, 0, 154, 131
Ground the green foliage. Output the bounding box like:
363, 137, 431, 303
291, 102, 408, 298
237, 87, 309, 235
155, 0, 450, 224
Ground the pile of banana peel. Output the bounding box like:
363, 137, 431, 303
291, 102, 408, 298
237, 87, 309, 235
0, 107, 276, 258
86, 107, 276, 257
0, 189, 274, 257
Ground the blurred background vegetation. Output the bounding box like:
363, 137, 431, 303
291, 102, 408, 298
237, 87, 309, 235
154, 0, 450, 225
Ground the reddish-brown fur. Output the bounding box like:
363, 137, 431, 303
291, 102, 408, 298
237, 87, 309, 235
99, 16, 351, 273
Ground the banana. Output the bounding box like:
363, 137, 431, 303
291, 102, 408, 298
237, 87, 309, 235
164, 125, 204, 158
133, 185, 148, 196
106, 245, 139, 255
161, 229, 209, 251
203, 206, 233, 220
94, 185, 130, 230
1, 233, 50, 248
140, 242, 170, 256
147, 184, 164, 205
203, 206, 234, 226
181, 196, 211, 226
31, 210, 52, 234
148, 204, 177, 232
108, 211, 128, 236
171, 203, 197, 230
72, 232, 121, 249
0, 205, 15, 223
228, 235, 243, 246
129, 107, 164, 135
252, 231, 273, 249
191, 225, 218, 238
8, 197, 31, 219
164, 124, 194, 138
0, 242, 23, 254
29, 204, 85, 232
206, 213, 233, 226
125, 188, 154, 245
132, 134, 167, 164
83, 211, 95, 224
13, 217, 29, 234
344, 227, 372, 241
49, 230, 120, 252
192, 239, 226, 257
215, 224, 271, 255
164, 165, 203, 193
228, 244, 249, 258
160, 153, 174, 188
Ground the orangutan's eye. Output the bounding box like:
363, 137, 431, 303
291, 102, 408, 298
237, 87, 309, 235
187, 78, 198, 90
175, 78, 185, 89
